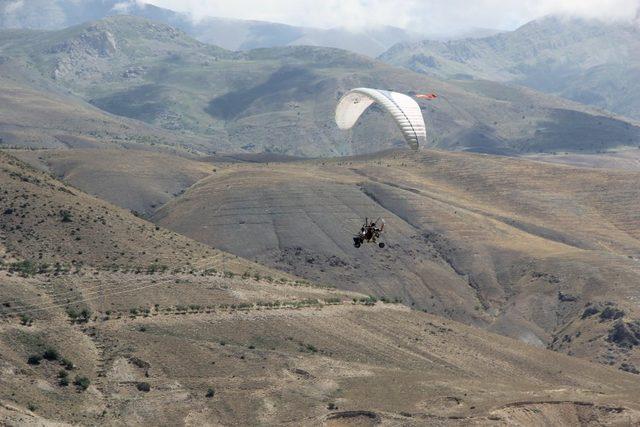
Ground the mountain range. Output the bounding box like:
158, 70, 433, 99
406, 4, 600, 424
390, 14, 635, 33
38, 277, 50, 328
0, 0, 420, 56
381, 15, 640, 120
1, 15, 638, 157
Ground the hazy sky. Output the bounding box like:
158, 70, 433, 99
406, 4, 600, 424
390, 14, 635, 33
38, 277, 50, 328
145, 0, 640, 33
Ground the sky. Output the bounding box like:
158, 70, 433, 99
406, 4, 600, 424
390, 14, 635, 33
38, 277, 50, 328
144, 0, 640, 33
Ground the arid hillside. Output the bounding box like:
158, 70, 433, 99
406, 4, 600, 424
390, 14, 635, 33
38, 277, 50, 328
2, 146, 640, 426
153, 149, 640, 375
15, 148, 214, 216
0, 151, 274, 275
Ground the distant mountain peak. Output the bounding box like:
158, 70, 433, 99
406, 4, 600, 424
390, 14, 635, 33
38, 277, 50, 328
0, 0, 417, 56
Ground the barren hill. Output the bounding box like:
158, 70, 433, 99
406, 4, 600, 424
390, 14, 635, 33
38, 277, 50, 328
0, 151, 270, 275
2, 139, 640, 425
2, 268, 640, 425
15, 148, 215, 217
153, 149, 640, 374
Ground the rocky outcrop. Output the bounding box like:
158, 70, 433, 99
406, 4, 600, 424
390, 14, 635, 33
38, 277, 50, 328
49, 26, 117, 57
608, 320, 640, 348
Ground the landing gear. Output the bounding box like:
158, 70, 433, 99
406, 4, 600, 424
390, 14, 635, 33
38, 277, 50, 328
353, 236, 386, 249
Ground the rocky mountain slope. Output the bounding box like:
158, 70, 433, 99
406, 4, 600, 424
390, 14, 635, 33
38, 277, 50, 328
0, 0, 417, 57
381, 16, 640, 120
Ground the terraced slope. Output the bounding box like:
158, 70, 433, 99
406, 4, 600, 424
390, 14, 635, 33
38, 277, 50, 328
14, 148, 214, 216
2, 267, 640, 425
153, 149, 640, 373
2, 140, 640, 426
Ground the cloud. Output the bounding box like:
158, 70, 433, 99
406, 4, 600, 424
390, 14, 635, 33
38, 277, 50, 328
143, 0, 640, 33
111, 0, 147, 13
3, 0, 25, 14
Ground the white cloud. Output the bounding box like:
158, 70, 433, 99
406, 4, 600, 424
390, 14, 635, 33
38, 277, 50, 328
3, 0, 25, 14
143, 0, 640, 33
111, 0, 147, 13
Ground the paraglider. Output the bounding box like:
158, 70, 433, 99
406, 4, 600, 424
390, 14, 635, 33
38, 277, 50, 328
353, 218, 385, 248
335, 88, 427, 150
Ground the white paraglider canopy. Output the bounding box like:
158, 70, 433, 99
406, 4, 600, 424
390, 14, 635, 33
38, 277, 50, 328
335, 88, 426, 150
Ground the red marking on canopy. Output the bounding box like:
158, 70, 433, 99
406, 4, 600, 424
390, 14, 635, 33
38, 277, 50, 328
416, 93, 438, 100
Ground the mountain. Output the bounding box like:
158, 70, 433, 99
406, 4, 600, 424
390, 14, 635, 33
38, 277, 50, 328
2, 15, 639, 157
4, 152, 640, 425
381, 15, 640, 120
0, 0, 418, 57
0, 54, 216, 153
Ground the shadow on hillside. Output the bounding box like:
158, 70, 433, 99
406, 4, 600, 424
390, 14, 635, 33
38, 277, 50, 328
205, 66, 316, 120
516, 109, 640, 153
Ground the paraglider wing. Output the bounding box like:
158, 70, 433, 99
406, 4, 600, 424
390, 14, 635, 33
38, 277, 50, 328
335, 88, 426, 150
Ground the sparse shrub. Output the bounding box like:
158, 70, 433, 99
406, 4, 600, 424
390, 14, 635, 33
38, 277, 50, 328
582, 306, 599, 319
10, 260, 37, 277
61, 358, 75, 370
60, 210, 73, 223
66, 307, 79, 321
78, 308, 91, 323
27, 403, 37, 412
600, 306, 625, 321
136, 382, 151, 392
59, 377, 69, 387
74, 376, 91, 391
27, 354, 42, 365
20, 314, 33, 326
206, 388, 215, 398
42, 348, 59, 361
